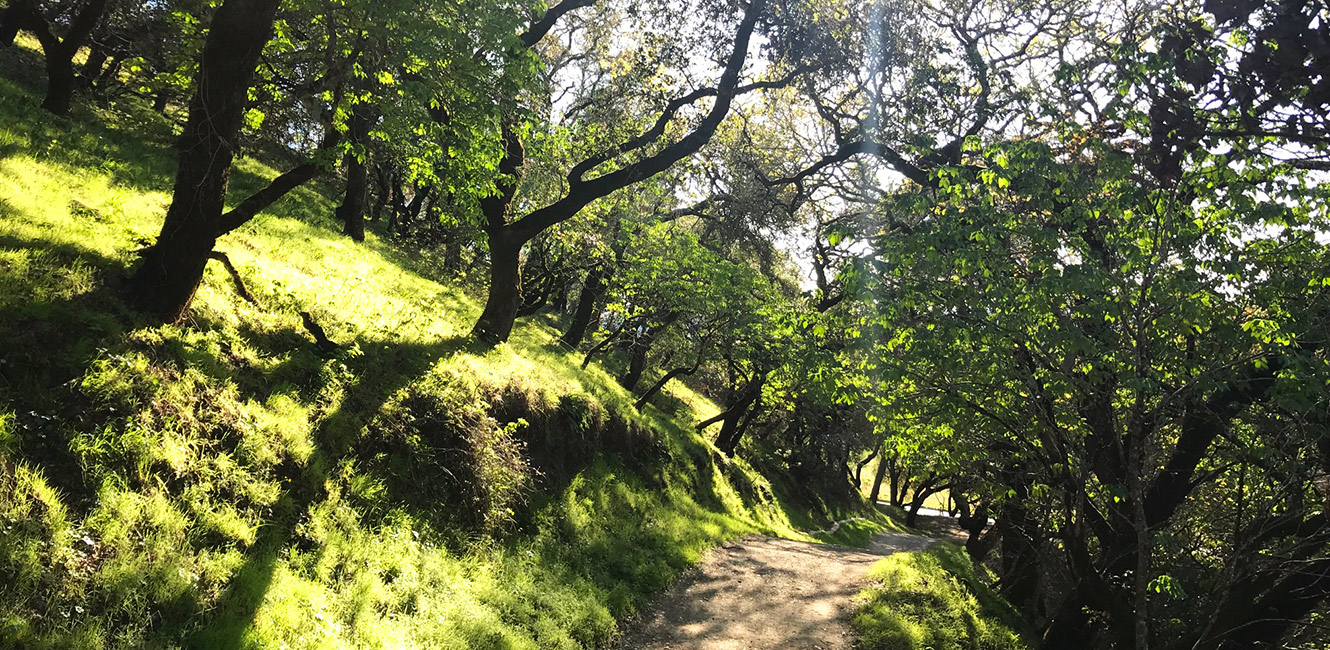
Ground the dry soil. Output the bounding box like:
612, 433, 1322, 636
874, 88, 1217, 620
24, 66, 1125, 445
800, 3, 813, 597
615, 530, 934, 650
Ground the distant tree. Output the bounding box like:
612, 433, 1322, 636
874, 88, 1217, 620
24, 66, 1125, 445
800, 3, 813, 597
5, 0, 111, 114
469, 0, 795, 343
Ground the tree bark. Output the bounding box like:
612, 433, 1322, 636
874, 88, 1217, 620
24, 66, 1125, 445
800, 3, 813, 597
619, 332, 651, 391
905, 474, 945, 528
371, 165, 391, 222
93, 54, 121, 91
560, 266, 608, 347
869, 446, 890, 503
472, 230, 523, 342
854, 446, 880, 488
470, 123, 526, 342
996, 496, 1042, 613
127, 0, 281, 320
707, 373, 766, 456
335, 106, 371, 241
619, 314, 677, 391
42, 51, 76, 114
216, 158, 327, 236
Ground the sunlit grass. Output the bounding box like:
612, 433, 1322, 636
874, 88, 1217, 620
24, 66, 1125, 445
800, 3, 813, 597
0, 52, 830, 650
852, 544, 1029, 650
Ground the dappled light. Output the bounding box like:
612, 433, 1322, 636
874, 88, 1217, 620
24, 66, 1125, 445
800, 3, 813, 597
1, 0, 1328, 648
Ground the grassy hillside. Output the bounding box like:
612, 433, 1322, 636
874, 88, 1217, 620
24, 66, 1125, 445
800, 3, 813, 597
0, 45, 886, 649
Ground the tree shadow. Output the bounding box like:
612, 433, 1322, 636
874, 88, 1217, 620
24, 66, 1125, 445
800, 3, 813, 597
0, 181, 483, 645
184, 333, 470, 648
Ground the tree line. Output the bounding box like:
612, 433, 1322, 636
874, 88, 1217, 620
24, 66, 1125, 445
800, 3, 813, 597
3, 0, 1329, 647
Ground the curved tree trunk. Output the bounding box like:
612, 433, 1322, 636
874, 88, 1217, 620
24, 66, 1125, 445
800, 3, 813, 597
705, 373, 766, 456
854, 446, 880, 488
216, 157, 329, 236
996, 495, 1042, 613
634, 348, 704, 409
469, 0, 765, 346
127, 0, 281, 319
559, 266, 608, 347
619, 332, 651, 391
904, 473, 946, 528
716, 397, 762, 457
619, 314, 677, 391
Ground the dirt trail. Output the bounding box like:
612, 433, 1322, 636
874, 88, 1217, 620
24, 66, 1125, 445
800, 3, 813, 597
615, 531, 933, 650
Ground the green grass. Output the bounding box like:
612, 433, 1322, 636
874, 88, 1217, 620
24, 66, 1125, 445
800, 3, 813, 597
0, 47, 861, 649
852, 544, 1029, 650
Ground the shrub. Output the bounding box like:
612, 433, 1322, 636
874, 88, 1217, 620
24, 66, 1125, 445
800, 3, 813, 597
364, 367, 532, 534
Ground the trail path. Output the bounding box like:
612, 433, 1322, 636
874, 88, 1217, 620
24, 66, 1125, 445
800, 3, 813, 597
615, 530, 933, 650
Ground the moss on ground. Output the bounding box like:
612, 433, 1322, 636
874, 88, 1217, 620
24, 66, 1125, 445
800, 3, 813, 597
0, 43, 871, 649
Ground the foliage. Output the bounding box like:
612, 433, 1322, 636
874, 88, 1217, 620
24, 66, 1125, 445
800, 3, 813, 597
0, 69, 838, 649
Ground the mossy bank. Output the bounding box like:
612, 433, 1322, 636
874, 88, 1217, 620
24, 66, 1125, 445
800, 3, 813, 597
0, 41, 879, 649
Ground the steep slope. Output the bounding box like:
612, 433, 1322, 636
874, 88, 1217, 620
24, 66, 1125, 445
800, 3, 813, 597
0, 44, 868, 650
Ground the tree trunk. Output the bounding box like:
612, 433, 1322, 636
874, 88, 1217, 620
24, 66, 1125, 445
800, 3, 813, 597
634, 349, 704, 410
619, 331, 651, 391
41, 51, 76, 114
472, 231, 523, 342
127, 0, 281, 320
468, 0, 763, 347
956, 497, 993, 561
709, 374, 766, 457
560, 265, 607, 347
716, 397, 762, 457
996, 497, 1042, 613
619, 314, 676, 391
889, 462, 908, 508
17, 0, 110, 116
0, 4, 18, 47
854, 447, 880, 488
93, 55, 121, 91
217, 157, 328, 236
152, 91, 169, 113
371, 166, 391, 222
582, 317, 633, 368
335, 108, 370, 241
868, 446, 890, 503
905, 475, 944, 528
337, 158, 368, 241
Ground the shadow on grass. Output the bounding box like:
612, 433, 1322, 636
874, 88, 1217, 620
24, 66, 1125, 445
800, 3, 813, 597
186, 332, 473, 648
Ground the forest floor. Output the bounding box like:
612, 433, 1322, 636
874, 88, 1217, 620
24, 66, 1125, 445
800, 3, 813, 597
614, 529, 934, 650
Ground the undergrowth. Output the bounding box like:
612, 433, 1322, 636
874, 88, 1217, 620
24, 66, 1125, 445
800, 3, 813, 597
0, 43, 862, 649
851, 544, 1029, 650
